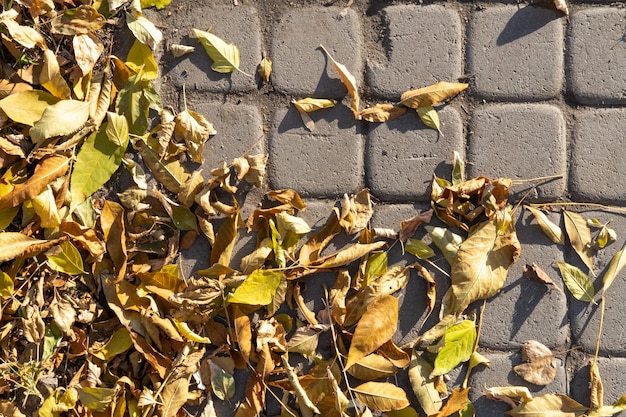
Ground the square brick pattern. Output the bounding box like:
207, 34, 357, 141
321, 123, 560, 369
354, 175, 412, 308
467, 5, 564, 101
468, 104, 566, 201
269, 106, 364, 197
271, 7, 362, 98
366, 5, 462, 100
366, 106, 464, 202
570, 109, 626, 203
568, 8, 626, 105
160, 5, 261, 93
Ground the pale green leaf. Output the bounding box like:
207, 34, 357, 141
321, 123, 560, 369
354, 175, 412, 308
556, 261, 595, 303
116, 73, 161, 135
417, 106, 441, 134
601, 242, 626, 296
363, 252, 388, 285
452, 150, 465, 185
228, 269, 284, 306
425, 225, 463, 265
171, 205, 197, 231
431, 320, 476, 376
405, 238, 435, 259
408, 353, 442, 415
70, 116, 128, 211
42, 322, 63, 362
0, 271, 13, 297
209, 360, 235, 401
90, 327, 133, 360
46, 241, 84, 275
126, 12, 162, 50
0, 90, 59, 126
77, 387, 116, 411
193, 29, 241, 73
30, 100, 90, 143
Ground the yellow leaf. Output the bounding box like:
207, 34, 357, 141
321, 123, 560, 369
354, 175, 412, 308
292, 98, 336, 113
525, 206, 565, 244
192, 28, 241, 74
73, 33, 104, 75
563, 210, 595, 274
100, 200, 127, 284
320, 44, 360, 118
39, 48, 71, 99
0, 79, 33, 99
556, 261, 595, 303
345, 294, 398, 369
0, 10, 45, 48
0, 90, 59, 126
0, 271, 14, 297
30, 100, 90, 143
172, 319, 211, 343
352, 382, 409, 412
46, 241, 84, 275
31, 186, 61, 228
417, 106, 441, 134
400, 81, 468, 109
507, 393, 587, 417
431, 320, 476, 376
347, 353, 400, 381
360, 104, 406, 122
258, 56, 272, 84
126, 39, 158, 80
311, 241, 386, 269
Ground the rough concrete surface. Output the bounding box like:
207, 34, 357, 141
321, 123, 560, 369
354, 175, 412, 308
153, 0, 626, 415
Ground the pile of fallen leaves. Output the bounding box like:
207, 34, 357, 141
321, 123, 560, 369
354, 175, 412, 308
1, 0, 624, 416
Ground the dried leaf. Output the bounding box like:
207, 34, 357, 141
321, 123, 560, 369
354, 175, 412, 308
0, 11, 45, 48
51, 5, 106, 35
360, 103, 406, 122
507, 393, 587, 417
193, 28, 241, 73
431, 320, 476, 376
299, 209, 342, 265
399, 209, 433, 243
523, 263, 563, 294
399, 81, 468, 109
49, 292, 76, 336
160, 375, 190, 417
0, 155, 69, 209
73, 33, 104, 75
428, 388, 470, 417
127, 12, 162, 50
0, 401, 26, 417
348, 352, 399, 381
292, 98, 335, 113
600, 241, 626, 296
414, 263, 436, 321
30, 99, 90, 143
31, 185, 60, 228
311, 241, 386, 270
549, 0, 569, 15
417, 106, 441, 134
0, 90, 58, 126
425, 225, 464, 265
320, 44, 360, 118
345, 294, 398, 369
286, 326, 321, 356
211, 212, 239, 266
136, 140, 189, 193
258, 56, 272, 84
450, 219, 521, 313
590, 360, 603, 410
486, 386, 533, 406
171, 44, 195, 57
556, 261, 595, 303
563, 210, 594, 274
101, 200, 127, 284
267, 189, 306, 210
408, 353, 442, 415
341, 189, 374, 235
39, 48, 71, 99
451, 150, 465, 185
353, 382, 409, 412
228, 270, 284, 306
89, 327, 133, 360
243, 153, 268, 187
174, 108, 216, 163
513, 340, 557, 386
526, 206, 565, 245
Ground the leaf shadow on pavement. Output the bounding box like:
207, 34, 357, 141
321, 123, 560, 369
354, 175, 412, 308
276, 105, 362, 134
497, 5, 561, 46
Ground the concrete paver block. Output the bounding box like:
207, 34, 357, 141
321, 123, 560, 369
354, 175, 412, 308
191, 102, 264, 171
269, 106, 364, 197
161, 5, 261, 93
366, 106, 464, 202
467, 104, 567, 201
271, 7, 362, 98
569, 211, 626, 356
469, 352, 567, 417
366, 5, 462, 99
467, 5, 564, 101
570, 109, 626, 203
570, 357, 626, 410
479, 209, 568, 350
568, 8, 626, 105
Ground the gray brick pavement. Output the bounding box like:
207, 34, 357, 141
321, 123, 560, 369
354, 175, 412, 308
157, 0, 626, 415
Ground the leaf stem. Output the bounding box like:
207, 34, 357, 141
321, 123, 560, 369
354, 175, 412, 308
593, 296, 606, 366
529, 202, 626, 215
511, 174, 564, 184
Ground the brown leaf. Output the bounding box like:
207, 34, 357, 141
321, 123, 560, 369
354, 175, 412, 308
0, 400, 26, 417
299, 209, 342, 265
293, 283, 318, 326
589, 360, 603, 409
60, 220, 105, 260
159, 375, 190, 417
340, 189, 374, 235
429, 388, 469, 417
346, 294, 398, 369
267, 189, 306, 210
399, 209, 433, 243
347, 353, 400, 381
413, 262, 436, 323
360, 104, 406, 122
211, 212, 240, 267
352, 382, 409, 412
507, 393, 587, 417
128, 330, 172, 379
49, 291, 76, 338
563, 210, 594, 275
174, 108, 216, 163
0, 233, 47, 263
311, 241, 386, 270
399, 81, 468, 109
320, 45, 360, 118
377, 340, 410, 368
0, 79, 33, 99
100, 200, 127, 284
0, 155, 69, 209
233, 305, 252, 363
523, 263, 563, 294
513, 340, 557, 386
0, 10, 46, 49
234, 372, 265, 417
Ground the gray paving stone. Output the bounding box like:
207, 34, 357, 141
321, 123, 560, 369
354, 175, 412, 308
570, 357, 626, 413
160, 5, 261, 93
366, 5, 463, 100
469, 352, 568, 417
467, 5, 564, 101
479, 208, 568, 351
268, 106, 364, 197
568, 8, 626, 105
271, 7, 362, 98
190, 102, 265, 171
366, 106, 464, 202
570, 109, 626, 203
569, 211, 626, 356
467, 104, 567, 201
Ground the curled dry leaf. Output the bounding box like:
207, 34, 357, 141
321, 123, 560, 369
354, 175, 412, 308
563, 210, 594, 275
174, 108, 216, 163
320, 44, 360, 118
526, 206, 565, 245
523, 263, 564, 294
429, 388, 470, 417
513, 340, 557, 386
170, 44, 195, 57
590, 360, 603, 409
292, 98, 335, 131
400, 81, 468, 109
360, 104, 406, 122
258, 56, 272, 84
